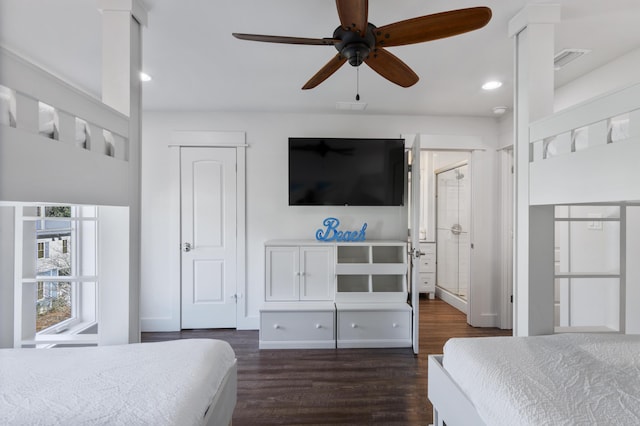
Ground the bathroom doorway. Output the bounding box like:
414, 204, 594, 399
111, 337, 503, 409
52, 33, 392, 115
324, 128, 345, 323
435, 161, 471, 312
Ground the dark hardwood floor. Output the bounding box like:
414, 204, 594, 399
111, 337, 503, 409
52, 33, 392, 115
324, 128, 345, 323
141, 297, 511, 425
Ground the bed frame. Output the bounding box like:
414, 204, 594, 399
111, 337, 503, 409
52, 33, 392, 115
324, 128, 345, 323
428, 355, 484, 426
529, 82, 640, 205
0, 46, 130, 206
204, 360, 238, 426
429, 80, 640, 426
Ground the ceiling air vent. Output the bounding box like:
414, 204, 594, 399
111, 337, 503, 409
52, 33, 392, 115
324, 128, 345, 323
554, 48, 591, 70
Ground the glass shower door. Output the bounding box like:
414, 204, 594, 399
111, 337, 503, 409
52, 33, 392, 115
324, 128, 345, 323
436, 163, 470, 300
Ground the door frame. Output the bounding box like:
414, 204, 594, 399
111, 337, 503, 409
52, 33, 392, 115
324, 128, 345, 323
409, 135, 421, 355
499, 147, 514, 330
168, 131, 248, 329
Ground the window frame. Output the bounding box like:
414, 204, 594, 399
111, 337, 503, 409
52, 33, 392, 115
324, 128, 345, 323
16, 205, 99, 346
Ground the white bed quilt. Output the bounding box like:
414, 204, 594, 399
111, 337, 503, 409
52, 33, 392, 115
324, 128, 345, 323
443, 333, 640, 426
0, 339, 236, 426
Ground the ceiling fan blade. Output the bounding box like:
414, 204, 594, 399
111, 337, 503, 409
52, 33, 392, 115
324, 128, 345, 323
364, 47, 418, 88
374, 7, 492, 47
302, 54, 348, 90
232, 33, 338, 46
335, 0, 368, 36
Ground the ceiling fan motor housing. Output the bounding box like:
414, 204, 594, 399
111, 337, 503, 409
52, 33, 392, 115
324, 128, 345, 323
333, 24, 377, 67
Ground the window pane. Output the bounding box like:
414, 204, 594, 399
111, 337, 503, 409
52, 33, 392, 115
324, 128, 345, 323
36, 281, 72, 332
30, 205, 98, 339
37, 217, 72, 276
36, 206, 73, 333
45, 206, 71, 217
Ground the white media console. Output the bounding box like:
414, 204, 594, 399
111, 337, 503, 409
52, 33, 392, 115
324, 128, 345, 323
259, 240, 412, 349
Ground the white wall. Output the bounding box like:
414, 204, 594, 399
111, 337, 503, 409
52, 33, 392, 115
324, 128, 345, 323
497, 112, 514, 150
140, 111, 500, 330
555, 48, 640, 112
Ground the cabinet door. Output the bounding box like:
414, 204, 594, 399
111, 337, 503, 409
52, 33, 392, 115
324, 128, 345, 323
265, 246, 299, 301
300, 246, 334, 301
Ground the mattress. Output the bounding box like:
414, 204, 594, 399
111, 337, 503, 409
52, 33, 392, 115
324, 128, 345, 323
39, 105, 88, 145
0, 92, 15, 127
0, 94, 87, 144
443, 333, 640, 426
0, 339, 236, 426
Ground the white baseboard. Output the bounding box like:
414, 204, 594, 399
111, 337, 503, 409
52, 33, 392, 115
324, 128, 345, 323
436, 287, 467, 314
140, 317, 180, 332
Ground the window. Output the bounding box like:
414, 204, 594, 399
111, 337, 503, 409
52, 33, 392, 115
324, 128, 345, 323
17, 205, 99, 346
36, 241, 50, 258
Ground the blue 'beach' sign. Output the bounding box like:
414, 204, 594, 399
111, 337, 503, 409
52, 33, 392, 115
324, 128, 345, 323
316, 217, 367, 242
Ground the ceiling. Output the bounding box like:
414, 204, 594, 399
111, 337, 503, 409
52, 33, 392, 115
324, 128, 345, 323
1, 0, 639, 117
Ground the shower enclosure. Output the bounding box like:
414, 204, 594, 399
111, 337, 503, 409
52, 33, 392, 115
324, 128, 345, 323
436, 162, 470, 301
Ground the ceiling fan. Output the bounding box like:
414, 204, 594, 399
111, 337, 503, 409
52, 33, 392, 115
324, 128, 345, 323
232, 1, 492, 90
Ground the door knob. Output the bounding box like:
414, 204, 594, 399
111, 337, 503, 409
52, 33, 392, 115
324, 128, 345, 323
183, 242, 192, 252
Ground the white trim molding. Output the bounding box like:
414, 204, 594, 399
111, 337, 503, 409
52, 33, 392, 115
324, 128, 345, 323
146, 131, 253, 331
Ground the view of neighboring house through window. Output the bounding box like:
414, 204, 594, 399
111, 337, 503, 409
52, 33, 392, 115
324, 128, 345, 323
34, 206, 98, 336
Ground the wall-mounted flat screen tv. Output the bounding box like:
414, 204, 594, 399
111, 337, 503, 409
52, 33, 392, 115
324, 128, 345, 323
289, 137, 405, 206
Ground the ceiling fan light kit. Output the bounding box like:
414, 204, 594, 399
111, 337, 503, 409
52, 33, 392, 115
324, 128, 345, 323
232, 1, 492, 90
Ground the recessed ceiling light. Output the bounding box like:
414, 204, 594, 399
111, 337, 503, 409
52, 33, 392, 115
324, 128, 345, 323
139, 72, 152, 82
482, 80, 502, 91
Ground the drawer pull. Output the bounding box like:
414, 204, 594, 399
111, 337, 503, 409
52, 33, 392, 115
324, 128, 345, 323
273, 324, 280, 329
392, 323, 398, 328
351, 323, 358, 328
315, 324, 322, 329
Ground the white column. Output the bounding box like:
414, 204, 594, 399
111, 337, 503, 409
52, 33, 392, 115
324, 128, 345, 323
0, 206, 16, 348
509, 4, 560, 336
98, 0, 147, 344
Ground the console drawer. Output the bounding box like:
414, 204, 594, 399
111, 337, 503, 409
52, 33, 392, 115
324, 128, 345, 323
336, 305, 411, 348
260, 307, 335, 349
419, 272, 435, 294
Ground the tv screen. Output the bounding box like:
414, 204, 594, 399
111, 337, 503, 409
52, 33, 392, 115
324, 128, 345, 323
288, 137, 405, 206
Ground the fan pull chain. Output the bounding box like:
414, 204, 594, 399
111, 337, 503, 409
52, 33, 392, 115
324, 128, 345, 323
356, 53, 361, 101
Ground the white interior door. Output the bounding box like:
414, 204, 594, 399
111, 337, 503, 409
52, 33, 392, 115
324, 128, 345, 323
181, 147, 237, 329
410, 136, 421, 355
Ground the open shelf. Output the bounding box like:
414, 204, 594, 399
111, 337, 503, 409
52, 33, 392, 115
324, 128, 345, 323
335, 241, 407, 303
337, 275, 369, 293
371, 275, 404, 292
372, 245, 405, 263
337, 245, 369, 264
